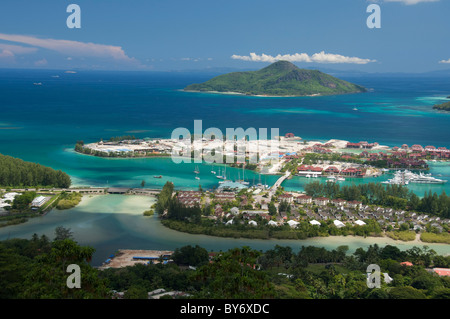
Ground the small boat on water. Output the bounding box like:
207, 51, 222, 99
193, 165, 200, 174
195, 176, 200, 180
353, 107, 358, 111
33, 82, 42, 86
153, 175, 162, 178
337, 176, 345, 181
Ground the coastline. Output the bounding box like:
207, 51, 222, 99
183, 89, 356, 98
159, 218, 449, 246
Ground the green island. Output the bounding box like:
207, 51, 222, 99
0, 153, 78, 227
184, 60, 367, 96
433, 101, 450, 111
156, 181, 450, 243
1, 228, 449, 299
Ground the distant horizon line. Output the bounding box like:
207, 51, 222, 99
1, 65, 450, 76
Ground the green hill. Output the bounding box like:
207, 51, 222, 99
433, 101, 450, 111
184, 61, 367, 96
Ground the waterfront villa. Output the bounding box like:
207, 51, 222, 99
297, 195, 312, 205
278, 193, 293, 203
314, 197, 330, 206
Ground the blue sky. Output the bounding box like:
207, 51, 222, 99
0, 0, 449, 72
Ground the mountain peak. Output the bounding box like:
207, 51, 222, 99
261, 60, 299, 72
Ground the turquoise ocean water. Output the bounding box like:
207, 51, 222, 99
0, 69, 449, 194
0, 69, 449, 263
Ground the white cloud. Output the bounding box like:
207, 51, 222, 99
231, 52, 376, 64
439, 59, 450, 64
0, 49, 14, 59
383, 0, 439, 4
34, 58, 48, 66
0, 43, 38, 55
0, 33, 137, 63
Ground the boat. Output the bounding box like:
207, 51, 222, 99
216, 167, 227, 179
195, 176, 200, 180
326, 176, 336, 183
353, 107, 358, 111
381, 170, 446, 185
305, 174, 311, 178
381, 170, 408, 185
337, 176, 345, 181
409, 172, 446, 184
153, 175, 162, 178
194, 165, 200, 174
33, 82, 42, 86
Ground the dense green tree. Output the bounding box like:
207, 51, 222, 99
0, 153, 71, 188
388, 286, 427, 299
124, 285, 148, 299
172, 245, 209, 267
194, 247, 275, 299
12, 191, 36, 210
21, 239, 109, 299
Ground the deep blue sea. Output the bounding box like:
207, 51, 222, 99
0, 69, 449, 193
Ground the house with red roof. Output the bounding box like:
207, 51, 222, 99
341, 167, 365, 177
314, 197, 329, 206
324, 166, 340, 175
400, 261, 413, 267
432, 268, 450, 276
279, 193, 293, 203
297, 195, 312, 205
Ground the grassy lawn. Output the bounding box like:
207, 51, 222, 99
420, 232, 450, 244
386, 231, 416, 241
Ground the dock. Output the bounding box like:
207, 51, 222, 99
98, 249, 174, 269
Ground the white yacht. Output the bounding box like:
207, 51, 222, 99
382, 170, 446, 185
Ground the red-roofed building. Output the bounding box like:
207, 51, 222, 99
314, 197, 329, 206
279, 193, 293, 203
297, 195, 312, 204
296, 165, 323, 175
411, 144, 423, 151
432, 268, 450, 276
400, 261, 413, 267
324, 166, 340, 175
346, 142, 361, 149
341, 167, 365, 177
